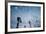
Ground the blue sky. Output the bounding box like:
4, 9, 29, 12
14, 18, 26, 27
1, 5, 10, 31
10, 5, 41, 28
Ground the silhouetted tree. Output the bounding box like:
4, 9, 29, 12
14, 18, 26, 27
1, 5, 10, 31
29, 21, 31, 27
16, 17, 22, 28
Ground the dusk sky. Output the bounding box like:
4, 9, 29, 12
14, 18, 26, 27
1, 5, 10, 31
10, 5, 41, 28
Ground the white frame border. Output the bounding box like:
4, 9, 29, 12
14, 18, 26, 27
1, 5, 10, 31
8, 2, 43, 32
